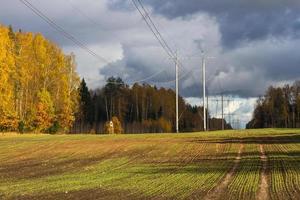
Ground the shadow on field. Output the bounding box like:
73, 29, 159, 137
0, 146, 152, 180
0, 155, 110, 180
9, 188, 152, 200
189, 134, 300, 145
130, 158, 265, 175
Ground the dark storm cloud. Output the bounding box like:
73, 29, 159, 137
231, 39, 300, 81
111, 0, 300, 47
99, 43, 177, 84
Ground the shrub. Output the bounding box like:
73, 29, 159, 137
18, 121, 25, 133
47, 121, 60, 134
104, 116, 123, 134
158, 117, 172, 133
0, 111, 19, 132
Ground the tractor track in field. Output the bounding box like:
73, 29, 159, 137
257, 144, 269, 200
202, 143, 244, 200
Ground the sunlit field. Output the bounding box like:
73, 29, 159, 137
1, 129, 300, 200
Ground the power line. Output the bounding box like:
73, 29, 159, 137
104, 66, 194, 86
105, 68, 167, 85
19, 0, 114, 66
131, 0, 176, 63
66, 0, 183, 85
136, 0, 175, 58
19, 0, 172, 86
136, 0, 191, 82
135, 0, 191, 75
66, 0, 102, 28
150, 67, 195, 85
67, 0, 189, 83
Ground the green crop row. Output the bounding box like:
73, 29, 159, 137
226, 144, 261, 200
266, 144, 300, 200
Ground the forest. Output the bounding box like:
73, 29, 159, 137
0, 24, 229, 134
74, 77, 231, 134
247, 81, 300, 129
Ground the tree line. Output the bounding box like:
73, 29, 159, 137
74, 77, 232, 134
247, 81, 300, 129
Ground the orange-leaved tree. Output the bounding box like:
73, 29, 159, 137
33, 88, 54, 132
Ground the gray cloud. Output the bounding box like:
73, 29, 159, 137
111, 0, 300, 48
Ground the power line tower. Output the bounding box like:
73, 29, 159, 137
173, 53, 199, 133
200, 52, 215, 131
227, 99, 231, 126
175, 52, 179, 133
207, 95, 209, 131
202, 56, 207, 131
211, 95, 231, 130
221, 94, 224, 130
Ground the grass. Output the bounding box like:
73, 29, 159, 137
1, 129, 300, 199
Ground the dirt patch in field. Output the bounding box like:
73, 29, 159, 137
200, 143, 244, 200
0, 154, 113, 180
8, 188, 161, 200
256, 144, 269, 200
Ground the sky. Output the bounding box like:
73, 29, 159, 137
1, 0, 300, 127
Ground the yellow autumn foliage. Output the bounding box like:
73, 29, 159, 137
0, 24, 80, 133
